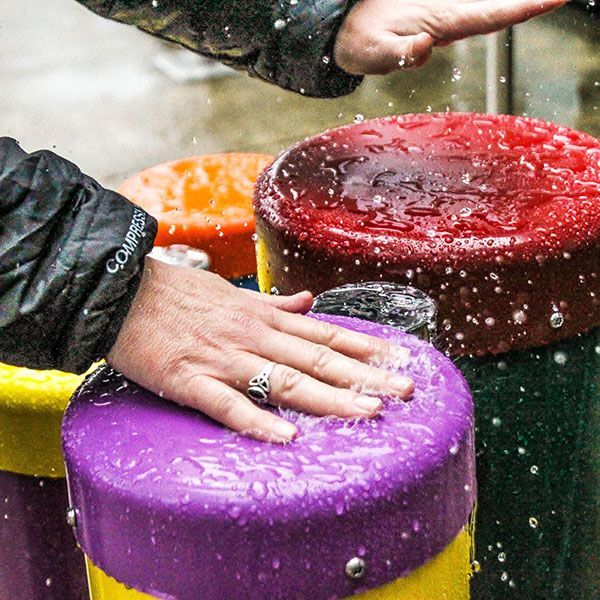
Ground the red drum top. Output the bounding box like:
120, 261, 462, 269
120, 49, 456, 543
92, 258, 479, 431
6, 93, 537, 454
255, 113, 600, 355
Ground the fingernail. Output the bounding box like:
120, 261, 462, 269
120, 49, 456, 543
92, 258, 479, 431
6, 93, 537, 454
354, 396, 383, 414
389, 376, 414, 395
271, 420, 297, 442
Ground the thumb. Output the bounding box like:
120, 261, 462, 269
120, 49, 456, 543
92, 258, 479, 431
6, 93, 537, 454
357, 32, 434, 75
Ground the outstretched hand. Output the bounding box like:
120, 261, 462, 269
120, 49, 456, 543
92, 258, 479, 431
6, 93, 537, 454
334, 0, 567, 75
107, 258, 414, 443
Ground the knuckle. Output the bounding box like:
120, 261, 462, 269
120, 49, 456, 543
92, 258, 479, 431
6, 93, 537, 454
436, 7, 455, 27
163, 352, 195, 385
317, 321, 341, 347
331, 388, 352, 413
264, 305, 282, 330
364, 337, 384, 358
211, 390, 240, 421
277, 367, 304, 396
227, 310, 263, 336
311, 343, 334, 373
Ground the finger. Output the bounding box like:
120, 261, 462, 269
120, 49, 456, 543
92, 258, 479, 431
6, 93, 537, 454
233, 355, 383, 418
240, 289, 314, 313
167, 372, 297, 443
443, 0, 567, 40
255, 331, 414, 399
352, 32, 434, 75
272, 310, 411, 366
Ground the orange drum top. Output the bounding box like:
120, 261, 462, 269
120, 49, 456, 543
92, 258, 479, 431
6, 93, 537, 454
119, 153, 273, 279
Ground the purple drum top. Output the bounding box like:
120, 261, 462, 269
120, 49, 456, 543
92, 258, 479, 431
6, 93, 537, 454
63, 315, 475, 600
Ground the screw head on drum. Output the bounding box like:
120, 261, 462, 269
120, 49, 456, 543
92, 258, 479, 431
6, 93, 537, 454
345, 557, 366, 580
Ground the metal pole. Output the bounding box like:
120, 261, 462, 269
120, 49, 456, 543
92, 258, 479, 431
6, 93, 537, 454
485, 27, 514, 115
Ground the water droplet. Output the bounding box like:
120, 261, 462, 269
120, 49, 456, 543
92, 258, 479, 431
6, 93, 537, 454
354, 114, 365, 124
501, 571, 509, 582
471, 560, 481, 574
549, 311, 564, 329
529, 517, 539, 528
512, 310, 527, 325
498, 552, 506, 562
452, 68, 462, 81
485, 317, 496, 327
499, 75, 507, 84
274, 19, 286, 30
492, 417, 502, 427
322, 55, 330, 65
553, 351, 568, 365
272, 557, 280, 569
530, 465, 539, 475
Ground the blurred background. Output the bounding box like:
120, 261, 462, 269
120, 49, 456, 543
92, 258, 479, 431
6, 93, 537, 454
0, 0, 598, 190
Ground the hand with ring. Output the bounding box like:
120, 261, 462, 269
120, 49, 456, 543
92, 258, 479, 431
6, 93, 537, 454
107, 258, 414, 443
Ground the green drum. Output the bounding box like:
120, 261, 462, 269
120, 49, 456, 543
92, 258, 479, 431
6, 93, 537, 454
460, 332, 599, 598
252, 112, 600, 598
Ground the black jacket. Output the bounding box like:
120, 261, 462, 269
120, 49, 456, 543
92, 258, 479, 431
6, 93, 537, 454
0, 1, 360, 374
0, 138, 156, 373
76, 0, 363, 98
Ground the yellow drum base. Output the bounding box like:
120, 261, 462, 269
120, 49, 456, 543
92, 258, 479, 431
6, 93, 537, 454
86, 527, 471, 600
0, 363, 87, 476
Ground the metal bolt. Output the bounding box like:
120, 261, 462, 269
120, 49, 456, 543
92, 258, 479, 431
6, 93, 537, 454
66, 507, 78, 529
345, 557, 366, 580
549, 311, 564, 329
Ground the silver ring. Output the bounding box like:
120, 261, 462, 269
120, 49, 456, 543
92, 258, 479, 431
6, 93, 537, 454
247, 362, 277, 404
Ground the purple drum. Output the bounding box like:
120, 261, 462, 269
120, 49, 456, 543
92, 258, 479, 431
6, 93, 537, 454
63, 315, 476, 600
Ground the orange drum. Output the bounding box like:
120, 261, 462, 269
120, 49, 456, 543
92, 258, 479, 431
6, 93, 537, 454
119, 153, 273, 280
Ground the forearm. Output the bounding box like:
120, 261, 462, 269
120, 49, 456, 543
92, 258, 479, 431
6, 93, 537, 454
76, 0, 362, 97
0, 138, 157, 373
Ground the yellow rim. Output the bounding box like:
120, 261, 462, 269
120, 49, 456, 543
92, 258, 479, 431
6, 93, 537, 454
255, 235, 273, 294
0, 363, 88, 476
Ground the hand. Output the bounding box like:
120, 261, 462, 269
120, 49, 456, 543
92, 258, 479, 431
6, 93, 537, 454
334, 0, 566, 75
107, 258, 414, 443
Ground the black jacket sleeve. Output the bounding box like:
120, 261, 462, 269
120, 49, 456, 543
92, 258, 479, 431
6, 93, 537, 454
76, 0, 363, 98
0, 138, 157, 373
